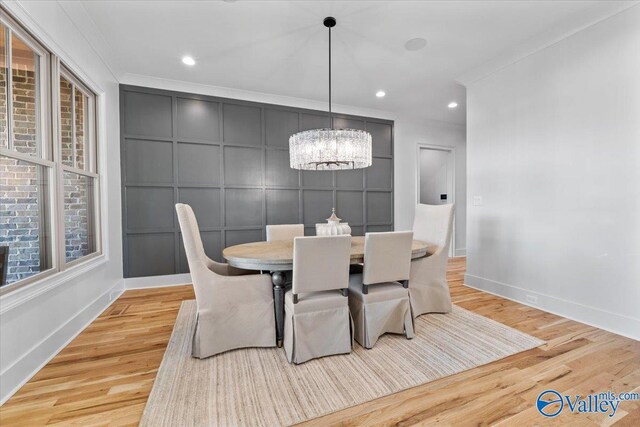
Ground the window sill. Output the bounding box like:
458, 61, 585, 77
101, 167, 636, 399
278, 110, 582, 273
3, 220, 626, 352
0, 254, 108, 315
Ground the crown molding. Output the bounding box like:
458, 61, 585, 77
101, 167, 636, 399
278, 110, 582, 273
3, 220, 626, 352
1, 1, 120, 89
120, 72, 398, 121
456, 2, 640, 87
55, 0, 123, 80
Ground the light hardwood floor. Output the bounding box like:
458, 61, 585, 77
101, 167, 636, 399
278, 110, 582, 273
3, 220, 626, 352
1, 258, 638, 426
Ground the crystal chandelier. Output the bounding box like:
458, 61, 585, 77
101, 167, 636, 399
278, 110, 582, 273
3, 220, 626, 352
289, 17, 372, 171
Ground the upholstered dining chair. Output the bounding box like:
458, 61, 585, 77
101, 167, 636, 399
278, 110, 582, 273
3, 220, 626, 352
175, 203, 276, 358
266, 224, 304, 281
348, 231, 415, 348
284, 235, 353, 364
409, 203, 455, 317
266, 224, 304, 242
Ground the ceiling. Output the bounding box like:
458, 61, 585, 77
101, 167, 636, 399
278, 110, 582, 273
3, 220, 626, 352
76, 1, 635, 124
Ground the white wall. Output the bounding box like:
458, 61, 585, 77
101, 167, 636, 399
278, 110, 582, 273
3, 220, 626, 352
394, 117, 466, 255
0, 1, 123, 403
465, 6, 640, 340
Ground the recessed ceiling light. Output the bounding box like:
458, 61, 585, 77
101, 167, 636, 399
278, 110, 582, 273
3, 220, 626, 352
376, 91, 386, 98
182, 56, 196, 66
448, 102, 458, 109
404, 38, 427, 51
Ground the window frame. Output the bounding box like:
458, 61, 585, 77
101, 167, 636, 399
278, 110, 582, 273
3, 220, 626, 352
54, 61, 101, 270
0, 10, 51, 159
0, 9, 102, 295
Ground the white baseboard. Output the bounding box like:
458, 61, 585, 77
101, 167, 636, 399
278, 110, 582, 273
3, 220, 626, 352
124, 273, 192, 290
0, 279, 125, 405
464, 274, 640, 342
453, 248, 466, 257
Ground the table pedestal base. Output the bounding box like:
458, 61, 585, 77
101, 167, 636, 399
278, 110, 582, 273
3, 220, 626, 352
271, 271, 287, 347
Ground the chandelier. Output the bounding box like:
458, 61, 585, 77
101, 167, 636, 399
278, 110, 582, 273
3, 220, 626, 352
289, 17, 372, 171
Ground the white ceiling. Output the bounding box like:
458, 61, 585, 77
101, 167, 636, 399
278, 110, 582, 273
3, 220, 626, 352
76, 0, 635, 124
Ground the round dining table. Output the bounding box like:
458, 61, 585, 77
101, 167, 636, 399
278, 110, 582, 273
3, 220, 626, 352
223, 236, 433, 347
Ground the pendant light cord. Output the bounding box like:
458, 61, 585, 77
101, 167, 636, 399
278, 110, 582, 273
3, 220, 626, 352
328, 25, 332, 130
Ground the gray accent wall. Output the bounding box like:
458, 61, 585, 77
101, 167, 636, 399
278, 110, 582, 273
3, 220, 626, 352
120, 85, 394, 278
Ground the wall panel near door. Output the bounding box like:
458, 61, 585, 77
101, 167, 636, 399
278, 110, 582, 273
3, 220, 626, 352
120, 85, 394, 278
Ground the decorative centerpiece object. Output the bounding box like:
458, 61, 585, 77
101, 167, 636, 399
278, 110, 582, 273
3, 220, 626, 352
316, 208, 351, 236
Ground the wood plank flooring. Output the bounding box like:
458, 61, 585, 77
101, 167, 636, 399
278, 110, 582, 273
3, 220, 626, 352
1, 258, 638, 426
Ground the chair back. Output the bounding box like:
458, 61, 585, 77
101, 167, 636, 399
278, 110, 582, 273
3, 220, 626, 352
266, 224, 304, 242
412, 204, 454, 250
363, 231, 413, 285
175, 203, 207, 272
292, 235, 351, 295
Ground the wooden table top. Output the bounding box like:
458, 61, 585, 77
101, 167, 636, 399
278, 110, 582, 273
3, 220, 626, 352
223, 236, 434, 271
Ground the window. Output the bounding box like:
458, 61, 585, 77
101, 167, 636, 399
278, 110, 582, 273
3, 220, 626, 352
0, 10, 100, 292
58, 70, 98, 265
0, 157, 52, 283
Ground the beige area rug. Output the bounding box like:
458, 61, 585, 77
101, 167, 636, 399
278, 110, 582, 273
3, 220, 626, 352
141, 301, 544, 426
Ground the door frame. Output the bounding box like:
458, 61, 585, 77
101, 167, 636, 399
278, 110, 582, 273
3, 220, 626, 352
416, 144, 456, 257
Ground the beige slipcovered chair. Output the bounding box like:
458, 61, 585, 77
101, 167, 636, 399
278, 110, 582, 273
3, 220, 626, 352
284, 235, 353, 364
176, 203, 276, 358
266, 224, 304, 242
409, 203, 455, 317
348, 231, 415, 348
266, 224, 303, 282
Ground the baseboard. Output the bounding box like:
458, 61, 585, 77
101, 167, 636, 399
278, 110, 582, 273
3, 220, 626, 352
0, 279, 124, 405
453, 248, 466, 257
124, 273, 192, 290
464, 274, 640, 342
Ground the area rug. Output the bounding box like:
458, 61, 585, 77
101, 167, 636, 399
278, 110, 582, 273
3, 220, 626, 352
140, 301, 544, 426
